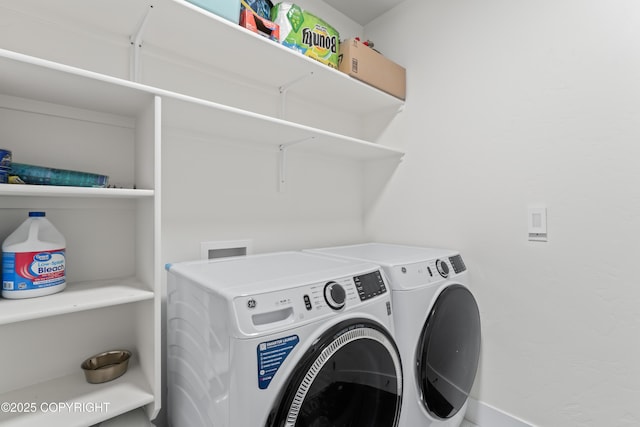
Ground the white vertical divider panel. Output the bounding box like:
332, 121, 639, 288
134, 95, 162, 419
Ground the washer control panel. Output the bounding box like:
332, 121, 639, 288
353, 270, 387, 301
234, 268, 389, 334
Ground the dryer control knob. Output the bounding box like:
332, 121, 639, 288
436, 259, 450, 278
324, 281, 346, 310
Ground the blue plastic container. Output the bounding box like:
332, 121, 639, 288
10, 163, 108, 187
186, 0, 241, 24
1, 148, 12, 183
0, 148, 11, 168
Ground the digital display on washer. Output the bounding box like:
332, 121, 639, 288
449, 254, 466, 274
353, 271, 387, 301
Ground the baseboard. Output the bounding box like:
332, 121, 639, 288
465, 398, 535, 427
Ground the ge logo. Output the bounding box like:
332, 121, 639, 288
247, 298, 257, 309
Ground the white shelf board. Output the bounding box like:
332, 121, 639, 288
146, 0, 405, 113
162, 94, 405, 160
0, 48, 404, 162
0, 184, 154, 198
0, 364, 153, 427
2, 0, 405, 114
0, 49, 155, 117
0, 278, 154, 326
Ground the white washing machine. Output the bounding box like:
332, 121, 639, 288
166, 251, 403, 427
306, 243, 481, 427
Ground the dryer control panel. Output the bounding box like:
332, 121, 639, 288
385, 254, 467, 290
233, 268, 389, 336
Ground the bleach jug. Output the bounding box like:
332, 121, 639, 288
2, 211, 66, 299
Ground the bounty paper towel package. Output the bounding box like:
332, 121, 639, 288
271, 3, 339, 68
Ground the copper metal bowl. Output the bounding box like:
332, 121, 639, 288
81, 350, 131, 384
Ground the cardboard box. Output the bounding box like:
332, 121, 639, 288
240, 9, 280, 41
338, 38, 406, 100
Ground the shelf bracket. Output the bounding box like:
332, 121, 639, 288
278, 136, 316, 192
129, 4, 154, 82
278, 72, 314, 119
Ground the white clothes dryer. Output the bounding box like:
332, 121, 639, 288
306, 243, 481, 427
166, 251, 403, 427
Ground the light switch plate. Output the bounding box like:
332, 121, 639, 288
528, 207, 547, 242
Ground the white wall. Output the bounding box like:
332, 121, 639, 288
161, 135, 367, 261
365, 0, 640, 425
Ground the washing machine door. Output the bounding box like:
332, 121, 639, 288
416, 284, 481, 419
266, 319, 403, 427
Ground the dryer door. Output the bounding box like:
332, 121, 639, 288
416, 284, 481, 419
266, 319, 403, 427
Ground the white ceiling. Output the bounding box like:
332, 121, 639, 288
322, 0, 406, 26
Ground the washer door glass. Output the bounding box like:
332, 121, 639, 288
267, 320, 403, 427
416, 284, 481, 419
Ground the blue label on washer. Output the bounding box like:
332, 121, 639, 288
257, 335, 299, 390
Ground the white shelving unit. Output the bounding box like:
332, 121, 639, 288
0, 50, 161, 426
132, 0, 406, 113
0, 1, 406, 425
0, 0, 405, 115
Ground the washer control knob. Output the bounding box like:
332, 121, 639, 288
324, 281, 346, 310
436, 259, 449, 278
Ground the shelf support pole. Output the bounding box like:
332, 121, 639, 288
129, 4, 154, 82
278, 72, 314, 119
278, 136, 316, 192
